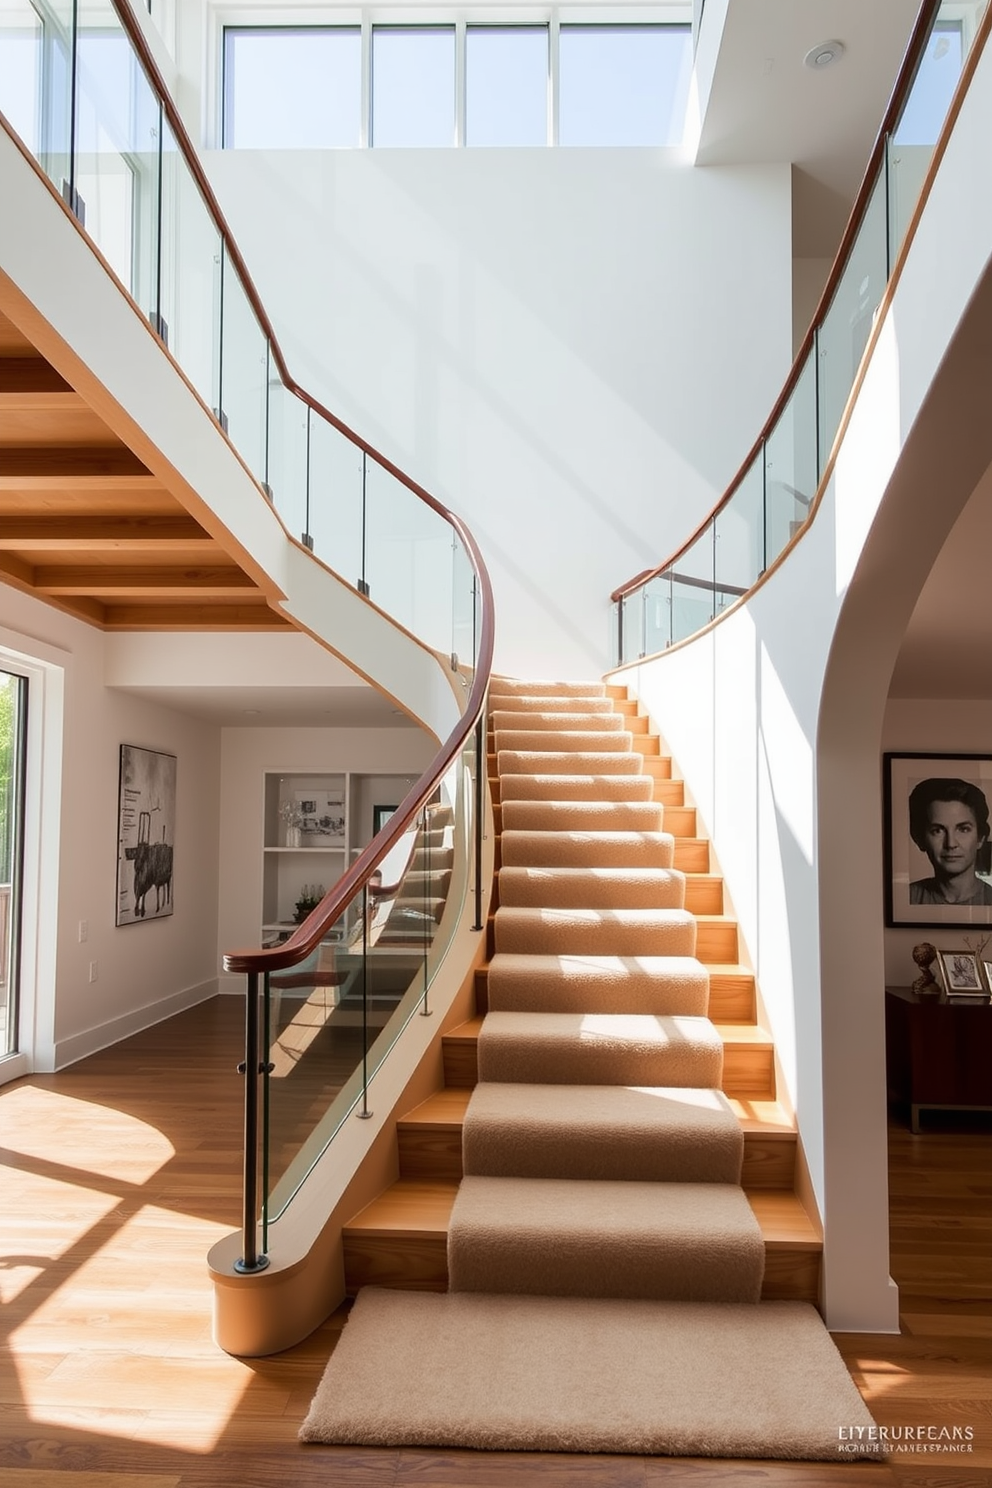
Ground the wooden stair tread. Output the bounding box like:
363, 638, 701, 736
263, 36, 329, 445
401, 1088, 472, 1126
727, 1097, 794, 1134
344, 1179, 457, 1237
346, 1179, 818, 1251
446, 1016, 768, 1045
714, 1022, 773, 1047
401, 1090, 792, 1139
447, 1015, 486, 1042
749, 1191, 822, 1249
707, 962, 755, 982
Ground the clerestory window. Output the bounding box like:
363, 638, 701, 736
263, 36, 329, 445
220, 18, 691, 150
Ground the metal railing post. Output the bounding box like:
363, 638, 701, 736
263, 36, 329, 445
235, 971, 269, 1273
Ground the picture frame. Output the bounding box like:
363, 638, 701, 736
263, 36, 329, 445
116, 744, 176, 926
294, 789, 345, 842
937, 948, 984, 994
373, 804, 398, 834
884, 753, 992, 927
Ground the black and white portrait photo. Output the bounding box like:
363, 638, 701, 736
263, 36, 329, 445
116, 744, 177, 926
885, 754, 992, 927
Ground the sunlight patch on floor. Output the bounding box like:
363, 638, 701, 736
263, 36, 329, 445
0, 1165, 120, 1304
10, 1201, 246, 1452
0, 1084, 175, 1182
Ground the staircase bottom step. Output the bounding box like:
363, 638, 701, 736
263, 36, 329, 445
342, 1180, 820, 1303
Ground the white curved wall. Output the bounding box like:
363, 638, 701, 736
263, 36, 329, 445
614, 33, 992, 1329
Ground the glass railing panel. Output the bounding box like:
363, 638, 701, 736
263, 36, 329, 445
0, 0, 73, 194
73, 1, 160, 316
616, 588, 642, 665
888, 5, 982, 265
816, 166, 887, 476
365, 457, 454, 652
643, 575, 671, 656
714, 453, 763, 614
262, 746, 473, 1230
261, 867, 366, 1236
218, 248, 267, 482
307, 411, 364, 585
158, 119, 221, 410
764, 347, 817, 564
671, 526, 714, 644
0, 0, 49, 162
451, 533, 477, 673
265, 381, 308, 541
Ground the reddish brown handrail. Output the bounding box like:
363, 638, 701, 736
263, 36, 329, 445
610, 0, 941, 604
101, 1, 495, 976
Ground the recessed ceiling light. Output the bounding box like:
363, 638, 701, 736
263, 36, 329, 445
242, 708, 260, 715
804, 39, 845, 69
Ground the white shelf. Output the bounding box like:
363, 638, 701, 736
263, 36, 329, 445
264, 845, 346, 854
261, 768, 419, 938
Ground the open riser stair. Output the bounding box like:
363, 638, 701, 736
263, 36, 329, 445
343, 678, 821, 1311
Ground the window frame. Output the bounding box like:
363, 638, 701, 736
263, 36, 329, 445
210, 5, 693, 152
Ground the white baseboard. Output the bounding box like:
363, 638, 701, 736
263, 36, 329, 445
53, 978, 219, 1069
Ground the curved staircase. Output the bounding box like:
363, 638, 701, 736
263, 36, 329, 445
343, 679, 821, 1305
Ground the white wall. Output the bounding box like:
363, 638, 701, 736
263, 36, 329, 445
217, 724, 434, 984
204, 148, 793, 678
882, 697, 992, 983
611, 36, 992, 1329
0, 586, 222, 1074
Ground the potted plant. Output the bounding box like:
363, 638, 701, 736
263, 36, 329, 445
293, 883, 325, 924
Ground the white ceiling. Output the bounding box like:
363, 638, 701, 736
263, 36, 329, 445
113, 681, 414, 728
105, 630, 420, 729
697, 0, 921, 256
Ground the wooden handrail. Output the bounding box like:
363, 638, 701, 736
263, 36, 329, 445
610, 0, 941, 604
101, 0, 495, 977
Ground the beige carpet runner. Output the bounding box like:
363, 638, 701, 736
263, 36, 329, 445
448, 675, 764, 1305
303, 676, 877, 1459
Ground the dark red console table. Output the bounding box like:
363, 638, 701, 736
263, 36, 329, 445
885, 985, 992, 1132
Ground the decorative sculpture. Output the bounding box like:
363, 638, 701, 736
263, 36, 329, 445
911, 941, 940, 997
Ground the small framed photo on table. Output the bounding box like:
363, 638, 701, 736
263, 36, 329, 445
937, 949, 984, 994
884, 754, 992, 927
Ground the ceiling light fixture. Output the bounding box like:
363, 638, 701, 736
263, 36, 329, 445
804, 39, 845, 69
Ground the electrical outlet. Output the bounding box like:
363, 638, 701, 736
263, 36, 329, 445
78, 919, 88, 943
88, 960, 98, 983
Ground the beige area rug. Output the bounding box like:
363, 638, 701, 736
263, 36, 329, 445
300, 1288, 879, 1459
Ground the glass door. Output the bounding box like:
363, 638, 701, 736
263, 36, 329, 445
0, 671, 26, 1059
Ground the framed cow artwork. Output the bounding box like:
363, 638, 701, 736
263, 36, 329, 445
116, 744, 177, 926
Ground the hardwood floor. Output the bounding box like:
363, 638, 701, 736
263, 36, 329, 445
1, 997, 989, 1487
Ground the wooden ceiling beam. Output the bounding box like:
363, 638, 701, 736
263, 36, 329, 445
0, 551, 35, 587
0, 446, 149, 477
0, 357, 73, 393
101, 603, 292, 631
0, 516, 214, 551
0, 473, 164, 496
35, 565, 261, 597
